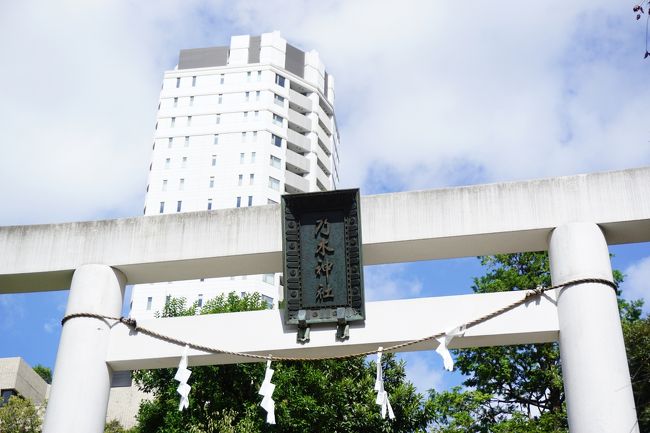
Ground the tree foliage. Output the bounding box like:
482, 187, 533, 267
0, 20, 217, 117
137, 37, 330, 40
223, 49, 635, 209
624, 315, 650, 431
453, 253, 566, 429
104, 419, 138, 433
0, 395, 43, 433
32, 365, 52, 385
132, 292, 429, 433
427, 252, 645, 432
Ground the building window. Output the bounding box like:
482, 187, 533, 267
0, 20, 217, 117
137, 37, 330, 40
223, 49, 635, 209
251, 152, 256, 163
262, 295, 273, 307
243, 112, 248, 122
245, 91, 250, 102
274, 94, 285, 106
168, 137, 173, 148
253, 131, 258, 141
240, 153, 245, 164
254, 110, 259, 118
176, 77, 180, 88
165, 158, 171, 169
263, 273, 274, 284
192, 76, 196, 87
179, 178, 185, 190
159, 202, 165, 213
257, 70, 262, 81
213, 134, 219, 145
197, 294, 203, 307
248, 195, 253, 207
247, 71, 251, 82
272, 114, 283, 126
162, 179, 168, 191
189, 96, 194, 106
241, 132, 247, 142
236, 196, 241, 207
218, 94, 223, 104
249, 173, 255, 185
211, 155, 217, 166
182, 157, 187, 168
255, 91, 260, 101
146, 297, 153, 310
184, 136, 190, 147
171, 117, 176, 127
216, 114, 221, 124
209, 176, 215, 188
220, 74, 225, 84
267, 198, 278, 205
272, 134, 282, 147
270, 155, 281, 169
173, 97, 178, 107
207, 199, 213, 210
275, 74, 285, 87
187, 116, 192, 126
238, 174, 243, 186
268, 177, 280, 190
177, 201, 182, 212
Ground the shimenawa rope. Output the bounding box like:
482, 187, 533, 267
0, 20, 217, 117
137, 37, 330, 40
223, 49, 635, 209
60, 277, 616, 362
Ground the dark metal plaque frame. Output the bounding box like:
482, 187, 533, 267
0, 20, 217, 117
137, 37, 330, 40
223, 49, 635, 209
282, 189, 365, 327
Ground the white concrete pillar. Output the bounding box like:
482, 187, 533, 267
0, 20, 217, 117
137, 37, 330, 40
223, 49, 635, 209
549, 222, 638, 433
43, 264, 126, 433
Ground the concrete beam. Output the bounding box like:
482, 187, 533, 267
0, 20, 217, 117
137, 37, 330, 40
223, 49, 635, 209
106, 289, 560, 370
1, 167, 649, 293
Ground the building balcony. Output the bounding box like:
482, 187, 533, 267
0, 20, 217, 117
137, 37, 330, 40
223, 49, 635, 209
314, 103, 333, 135
285, 170, 309, 193
288, 109, 312, 133
288, 89, 312, 113
287, 129, 310, 154
315, 167, 331, 191
313, 140, 332, 174
316, 126, 332, 155
285, 149, 310, 175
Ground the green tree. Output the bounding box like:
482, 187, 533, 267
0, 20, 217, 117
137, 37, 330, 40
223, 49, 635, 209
104, 418, 139, 433
624, 315, 650, 431
132, 292, 430, 433
427, 252, 644, 432
0, 395, 43, 433
32, 365, 52, 384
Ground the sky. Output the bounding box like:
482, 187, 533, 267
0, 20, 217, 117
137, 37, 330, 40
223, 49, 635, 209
1, 0, 649, 395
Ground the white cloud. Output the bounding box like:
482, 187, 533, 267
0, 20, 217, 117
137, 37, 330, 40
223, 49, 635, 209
622, 256, 650, 312
399, 352, 445, 394
43, 318, 58, 334
0, 295, 25, 329
222, 0, 650, 191
364, 264, 423, 301
1, 1, 648, 227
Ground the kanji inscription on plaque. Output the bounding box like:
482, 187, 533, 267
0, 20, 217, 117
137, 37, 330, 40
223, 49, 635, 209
281, 189, 365, 332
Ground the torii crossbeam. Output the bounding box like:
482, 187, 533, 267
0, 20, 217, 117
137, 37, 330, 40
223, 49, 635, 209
1, 167, 649, 433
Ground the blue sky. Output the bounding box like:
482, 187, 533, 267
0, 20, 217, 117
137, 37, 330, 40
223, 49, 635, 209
0, 0, 649, 394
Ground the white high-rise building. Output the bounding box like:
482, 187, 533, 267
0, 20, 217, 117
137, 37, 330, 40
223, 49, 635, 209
130, 31, 340, 319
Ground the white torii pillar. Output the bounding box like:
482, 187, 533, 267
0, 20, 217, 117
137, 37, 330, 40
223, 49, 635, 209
42, 265, 125, 433
549, 223, 638, 433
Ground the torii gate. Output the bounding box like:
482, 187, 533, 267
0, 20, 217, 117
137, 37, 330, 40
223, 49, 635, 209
1, 167, 649, 433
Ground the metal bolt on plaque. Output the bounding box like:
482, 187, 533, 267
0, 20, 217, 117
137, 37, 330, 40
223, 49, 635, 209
281, 189, 365, 343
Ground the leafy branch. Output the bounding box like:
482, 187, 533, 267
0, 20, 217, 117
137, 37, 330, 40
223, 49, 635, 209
633, 0, 650, 58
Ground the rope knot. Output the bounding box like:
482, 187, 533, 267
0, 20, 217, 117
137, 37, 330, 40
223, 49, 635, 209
525, 285, 544, 298
120, 316, 137, 328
